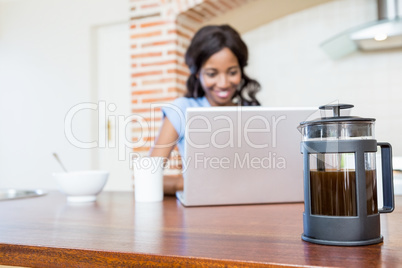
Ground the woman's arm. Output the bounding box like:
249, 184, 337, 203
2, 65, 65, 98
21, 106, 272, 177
149, 117, 179, 159
150, 118, 183, 195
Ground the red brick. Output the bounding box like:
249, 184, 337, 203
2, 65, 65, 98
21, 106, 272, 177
130, 31, 162, 39
168, 29, 191, 39
218, 0, 234, 10
168, 87, 186, 94
132, 89, 164, 95
133, 146, 151, 153
167, 69, 190, 76
140, 20, 171, 28
142, 78, 175, 85
132, 107, 162, 114
142, 40, 177, 48
141, 59, 178, 67
131, 70, 163, 78
141, 3, 159, 9
204, 1, 223, 12
131, 52, 162, 59
167, 50, 184, 57
181, 12, 203, 23
141, 96, 177, 103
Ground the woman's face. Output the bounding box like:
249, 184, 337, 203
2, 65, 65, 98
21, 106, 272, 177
198, 47, 242, 106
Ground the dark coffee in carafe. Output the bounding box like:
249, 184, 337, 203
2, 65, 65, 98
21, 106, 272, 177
310, 170, 378, 216
299, 104, 394, 245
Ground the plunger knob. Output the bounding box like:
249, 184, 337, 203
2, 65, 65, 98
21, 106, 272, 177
319, 104, 354, 118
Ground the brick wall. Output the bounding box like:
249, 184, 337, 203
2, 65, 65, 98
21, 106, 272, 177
129, 0, 250, 174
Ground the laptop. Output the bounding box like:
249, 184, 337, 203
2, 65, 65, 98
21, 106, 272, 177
176, 106, 318, 206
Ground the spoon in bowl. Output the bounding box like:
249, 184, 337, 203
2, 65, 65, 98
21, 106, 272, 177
53, 152, 68, 172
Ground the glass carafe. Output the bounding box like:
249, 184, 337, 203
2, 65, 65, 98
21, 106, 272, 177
299, 104, 394, 246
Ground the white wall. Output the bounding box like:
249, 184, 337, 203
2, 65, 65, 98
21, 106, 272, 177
243, 0, 402, 155
0, 0, 129, 189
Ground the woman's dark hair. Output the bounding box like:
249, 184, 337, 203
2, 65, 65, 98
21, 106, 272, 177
184, 24, 261, 106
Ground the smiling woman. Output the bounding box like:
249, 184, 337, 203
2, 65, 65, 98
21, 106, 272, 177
184, 25, 261, 106
149, 25, 261, 165
198, 47, 241, 106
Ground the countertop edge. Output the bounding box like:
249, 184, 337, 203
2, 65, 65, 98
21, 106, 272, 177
0, 243, 303, 268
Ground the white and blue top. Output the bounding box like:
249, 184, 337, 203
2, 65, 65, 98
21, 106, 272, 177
161, 96, 211, 158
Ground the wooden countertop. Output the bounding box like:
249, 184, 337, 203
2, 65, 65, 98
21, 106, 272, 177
0, 191, 401, 267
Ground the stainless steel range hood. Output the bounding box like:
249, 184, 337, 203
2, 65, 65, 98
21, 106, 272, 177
321, 0, 402, 59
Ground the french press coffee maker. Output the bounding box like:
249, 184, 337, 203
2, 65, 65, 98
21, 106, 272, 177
299, 104, 394, 246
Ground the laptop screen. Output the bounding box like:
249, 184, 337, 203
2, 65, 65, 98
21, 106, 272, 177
180, 106, 318, 206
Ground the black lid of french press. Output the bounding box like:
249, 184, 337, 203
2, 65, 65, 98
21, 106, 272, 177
299, 103, 375, 126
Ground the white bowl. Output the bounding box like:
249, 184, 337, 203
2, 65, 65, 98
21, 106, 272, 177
53, 170, 109, 202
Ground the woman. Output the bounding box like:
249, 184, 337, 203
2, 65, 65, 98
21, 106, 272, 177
150, 24, 261, 162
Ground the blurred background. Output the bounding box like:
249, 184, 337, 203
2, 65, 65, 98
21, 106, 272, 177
1, 0, 401, 191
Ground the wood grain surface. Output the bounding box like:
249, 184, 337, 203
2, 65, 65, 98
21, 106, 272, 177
0, 192, 401, 267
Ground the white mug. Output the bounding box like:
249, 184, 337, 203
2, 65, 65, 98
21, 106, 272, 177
132, 156, 164, 202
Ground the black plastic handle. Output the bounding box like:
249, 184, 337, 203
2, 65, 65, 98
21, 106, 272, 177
378, 142, 395, 213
